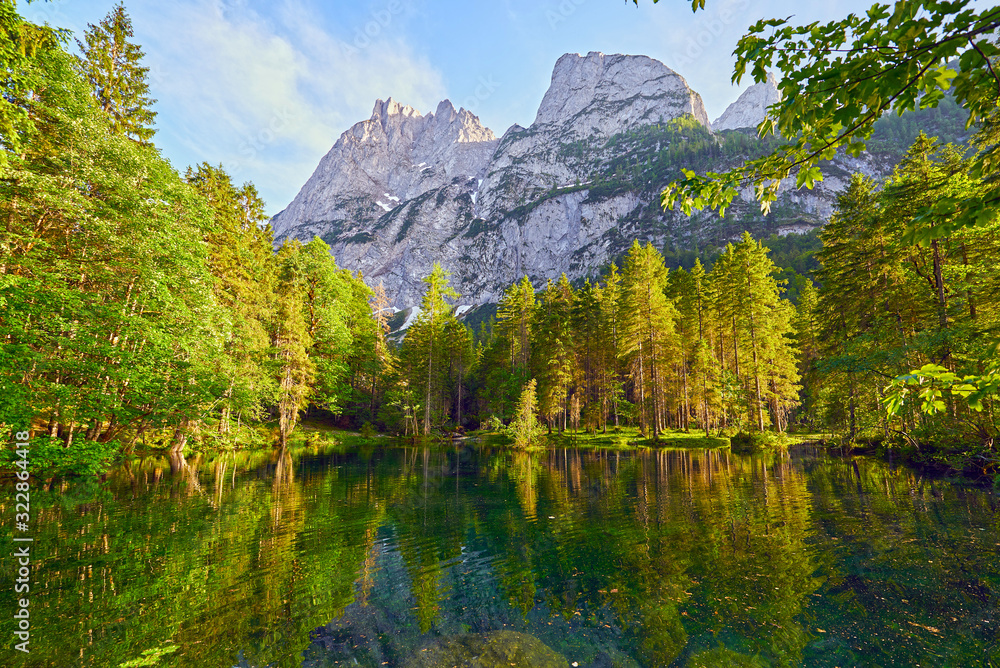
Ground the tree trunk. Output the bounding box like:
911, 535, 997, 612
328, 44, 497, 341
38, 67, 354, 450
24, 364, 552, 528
424, 335, 433, 435
638, 342, 647, 436
732, 316, 740, 380
171, 420, 189, 454
682, 362, 690, 432
931, 238, 948, 331
745, 274, 764, 432
960, 243, 976, 321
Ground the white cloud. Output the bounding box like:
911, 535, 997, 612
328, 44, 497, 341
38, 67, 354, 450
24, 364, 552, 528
136, 0, 446, 212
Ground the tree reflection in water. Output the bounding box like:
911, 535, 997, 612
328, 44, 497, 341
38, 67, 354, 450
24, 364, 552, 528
2, 441, 997, 667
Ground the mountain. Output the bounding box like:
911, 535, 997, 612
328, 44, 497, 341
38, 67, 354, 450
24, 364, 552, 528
477, 52, 710, 219
712, 72, 781, 132
270, 98, 497, 243
271, 52, 921, 311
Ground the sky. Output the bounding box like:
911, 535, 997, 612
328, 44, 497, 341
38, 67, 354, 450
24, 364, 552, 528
24, 0, 899, 216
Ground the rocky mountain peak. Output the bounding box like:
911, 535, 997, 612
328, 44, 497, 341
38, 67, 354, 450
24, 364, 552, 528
269, 96, 498, 241
712, 71, 781, 132
534, 51, 711, 132
434, 98, 457, 121
271, 53, 873, 311
371, 97, 420, 124
478, 52, 711, 220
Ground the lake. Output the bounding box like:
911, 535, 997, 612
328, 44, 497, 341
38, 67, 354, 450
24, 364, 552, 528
2, 440, 998, 667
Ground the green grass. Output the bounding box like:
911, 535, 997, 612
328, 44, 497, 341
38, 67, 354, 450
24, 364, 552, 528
538, 427, 730, 449
783, 431, 837, 445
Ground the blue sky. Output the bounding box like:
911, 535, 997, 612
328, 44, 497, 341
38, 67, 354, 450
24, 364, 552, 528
23, 0, 903, 215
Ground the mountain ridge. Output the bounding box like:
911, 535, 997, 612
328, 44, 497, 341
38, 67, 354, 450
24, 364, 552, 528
270, 52, 934, 310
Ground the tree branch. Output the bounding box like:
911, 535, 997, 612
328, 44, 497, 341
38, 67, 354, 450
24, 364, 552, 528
969, 36, 1000, 99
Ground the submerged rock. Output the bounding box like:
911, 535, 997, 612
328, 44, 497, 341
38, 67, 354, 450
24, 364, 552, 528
407, 630, 569, 667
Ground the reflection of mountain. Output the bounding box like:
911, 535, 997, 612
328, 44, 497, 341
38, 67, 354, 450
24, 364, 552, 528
24, 443, 1000, 668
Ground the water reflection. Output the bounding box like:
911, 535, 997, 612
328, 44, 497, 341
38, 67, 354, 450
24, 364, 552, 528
0, 443, 997, 667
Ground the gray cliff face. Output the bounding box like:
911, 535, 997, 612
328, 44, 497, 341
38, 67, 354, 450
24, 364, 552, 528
270, 98, 497, 242
712, 72, 781, 132
271, 52, 891, 311
534, 52, 710, 129
323, 179, 480, 308
479, 52, 710, 219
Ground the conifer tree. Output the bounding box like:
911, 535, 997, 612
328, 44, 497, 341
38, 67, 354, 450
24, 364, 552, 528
816, 135, 999, 444
621, 241, 678, 438
497, 276, 535, 373
298, 238, 355, 415
572, 279, 602, 426
368, 280, 395, 421
532, 275, 576, 432
729, 232, 800, 432
471, 317, 514, 422
76, 3, 157, 143
598, 263, 625, 429
403, 263, 458, 434
186, 163, 275, 434
709, 245, 742, 423
686, 259, 718, 435
815, 174, 911, 436
792, 281, 822, 428
507, 378, 543, 447
668, 267, 697, 430
443, 318, 476, 428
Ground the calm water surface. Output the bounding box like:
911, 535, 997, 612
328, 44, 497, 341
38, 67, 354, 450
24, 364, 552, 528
1, 440, 998, 667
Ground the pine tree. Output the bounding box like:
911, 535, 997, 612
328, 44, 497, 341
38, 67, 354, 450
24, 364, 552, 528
687, 259, 718, 435
792, 281, 821, 429
532, 275, 576, 432
507, 379, 543, 448
443, 318, 476, 428
815, 174, 911, 436
186, 163, 275, 435
598, 263, 625, 429
814, 134, 999, 444
621, 241, 678, 438
368, 280, 395, 421
572, 279, 601, 427
298, 238, 356, 416
403, 263, 458, 434
668, 267, 697, 431
729, 232, 800, 432
76, 3, 157, 143
496, 275, 535, 373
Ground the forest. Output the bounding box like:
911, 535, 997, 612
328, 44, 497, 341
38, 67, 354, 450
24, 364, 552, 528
1, 1, 999, 486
